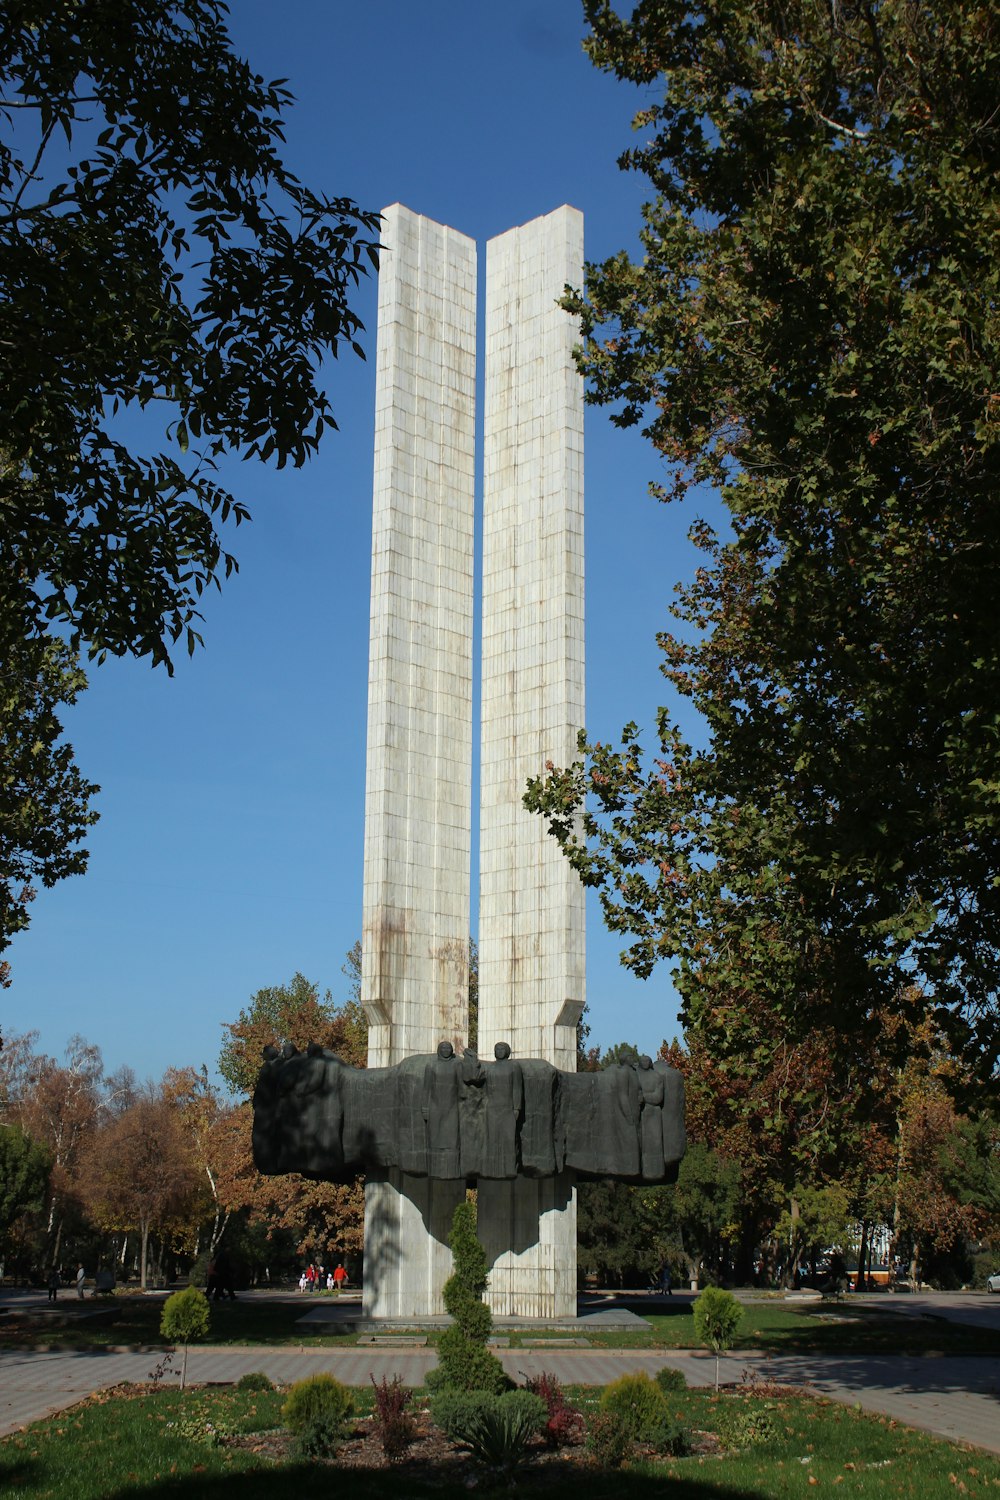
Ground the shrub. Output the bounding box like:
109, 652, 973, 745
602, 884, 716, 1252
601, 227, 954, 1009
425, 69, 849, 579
655, 1366, 687, 1395
598, 1371, 670, 1441
282, 1373, 354, 1436
715, 1401, 779, 1450
159, 1286, 211, 1390
433, 1389, 544, 1473
432, 1199, 507, 1393
586, 1409, 631, 1469
692, 1286, 743, 1389
292, 1413, 343, 1460
430, 1389, 494, 1441
370, 1373, 415, 1461
648, 1416, 692, 1456
235, 1371, 274, 1393
523, 1372, 585, 1448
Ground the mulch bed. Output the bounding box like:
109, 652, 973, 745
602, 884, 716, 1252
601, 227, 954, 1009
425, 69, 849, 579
223, 1408, 724, 1480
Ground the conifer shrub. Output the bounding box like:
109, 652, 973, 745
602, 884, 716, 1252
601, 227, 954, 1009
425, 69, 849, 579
598, 1370, 670, 1441
429, 1199, 508, 1394
235, 1371, 274, 1392
281, 1373, 354, 1436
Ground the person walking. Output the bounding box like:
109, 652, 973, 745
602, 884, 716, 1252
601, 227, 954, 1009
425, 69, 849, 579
47, 1267, 59, 1302
76, 1264, 86, 1299
333, 1263, 348, 1295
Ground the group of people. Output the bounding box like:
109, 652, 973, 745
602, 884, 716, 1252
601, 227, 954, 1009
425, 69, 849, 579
46, 1264, 87, 1301
297, 1262, 349, 1294
299, 1262, 349, 1294
204, 1248, 236, 1301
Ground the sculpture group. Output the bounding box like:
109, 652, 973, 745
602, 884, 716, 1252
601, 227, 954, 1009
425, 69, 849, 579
253, 1042, 685, 1186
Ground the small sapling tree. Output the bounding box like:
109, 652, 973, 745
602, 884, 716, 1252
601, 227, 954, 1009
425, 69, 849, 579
433, 1198, 506, 1393
160, 1285, 211, 1390
692, 1285, 742, 1390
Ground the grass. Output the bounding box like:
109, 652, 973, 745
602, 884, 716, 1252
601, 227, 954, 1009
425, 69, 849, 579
3, 1381, 1000, 1500
2, 1292, 997, 1358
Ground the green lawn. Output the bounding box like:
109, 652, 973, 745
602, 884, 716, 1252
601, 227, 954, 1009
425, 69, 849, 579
2, 1293, 997, 1358
2, 1382, 999, 1500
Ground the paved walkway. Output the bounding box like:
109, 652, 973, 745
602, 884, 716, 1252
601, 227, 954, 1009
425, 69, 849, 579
2, 1341, 998, 1456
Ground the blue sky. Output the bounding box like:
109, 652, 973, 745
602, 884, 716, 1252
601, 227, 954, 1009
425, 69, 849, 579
5, 1, 719, 1085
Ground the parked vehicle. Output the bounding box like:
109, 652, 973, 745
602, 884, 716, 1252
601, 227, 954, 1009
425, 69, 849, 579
986, 1272, 1000, 1294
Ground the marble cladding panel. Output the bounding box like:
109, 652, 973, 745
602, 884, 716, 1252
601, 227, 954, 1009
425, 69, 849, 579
478, 207, 584, 1317
362, 204, 476, 1071
479, 206, 585, 1067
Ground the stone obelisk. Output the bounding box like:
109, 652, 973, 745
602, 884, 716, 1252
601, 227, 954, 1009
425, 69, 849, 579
477, 206, 585, 1319
360, 203, 584, 1320
361, 204, 477, 1318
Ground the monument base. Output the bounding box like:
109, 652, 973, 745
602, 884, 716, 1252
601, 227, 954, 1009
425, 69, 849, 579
362, 1170, 465, 1319
478, 1173, 577, 1320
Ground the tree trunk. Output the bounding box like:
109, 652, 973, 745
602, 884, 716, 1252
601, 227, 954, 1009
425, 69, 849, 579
857, 1220, 870, 1292
140, 1221, 149, 1291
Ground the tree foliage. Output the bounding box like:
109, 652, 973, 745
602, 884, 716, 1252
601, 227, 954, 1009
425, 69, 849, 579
0, 1121, 51, 1241
0, 635, 98, 974
0, 0, 379, 669
218, 971, 367, 1096
528, 0, 1000, 1078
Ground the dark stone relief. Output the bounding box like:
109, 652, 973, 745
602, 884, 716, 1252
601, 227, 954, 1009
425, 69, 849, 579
252, 1042, 685, 1185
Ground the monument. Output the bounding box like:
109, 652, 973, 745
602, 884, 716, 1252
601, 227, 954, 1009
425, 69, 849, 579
253, 204, 685, 1320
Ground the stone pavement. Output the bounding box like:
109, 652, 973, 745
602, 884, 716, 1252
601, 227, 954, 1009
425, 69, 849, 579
2, 1342, 999, 1456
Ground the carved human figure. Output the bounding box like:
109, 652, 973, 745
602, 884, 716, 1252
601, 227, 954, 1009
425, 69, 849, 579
605, 1060, 642, 1177
636, 1054, 666, 1180
458, 1046, 487, 1178
423, 1041, 462, 1178
394, 1053, 432, 1175
654, 1059, 687, 1167
519, 1058, 560, 1176
480, 1042, 524, 1178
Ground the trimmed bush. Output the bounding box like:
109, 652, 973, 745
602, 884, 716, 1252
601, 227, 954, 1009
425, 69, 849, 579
235, 1371, 274, 1392
282, 1373, 353, 1436
431, 1199, 507, 1393
598, 1371, 670, 1441
430, 1389, 494, 1441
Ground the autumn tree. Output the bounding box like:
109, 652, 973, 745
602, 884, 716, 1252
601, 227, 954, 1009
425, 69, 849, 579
218, 967, 368, 1267
80, 1095, 199, 1289
528, 0, 1000, 1081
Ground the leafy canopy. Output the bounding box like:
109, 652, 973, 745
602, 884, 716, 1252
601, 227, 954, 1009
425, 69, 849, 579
0, 0, 379, 668
528, 0, 1000, 1078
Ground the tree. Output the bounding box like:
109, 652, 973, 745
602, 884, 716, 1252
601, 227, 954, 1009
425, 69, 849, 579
0, 1122, 51, 1246
218, 966, 368, 1267
0, 2, 378, 957
528, 0, 1000, 1079
692, 1285, 742, 1390
0, 635, 99, 974
160, 1285, 211, 1390
1, 0, 379, 668
219, 971, 367, 1096
80, 1095, 198, 1289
